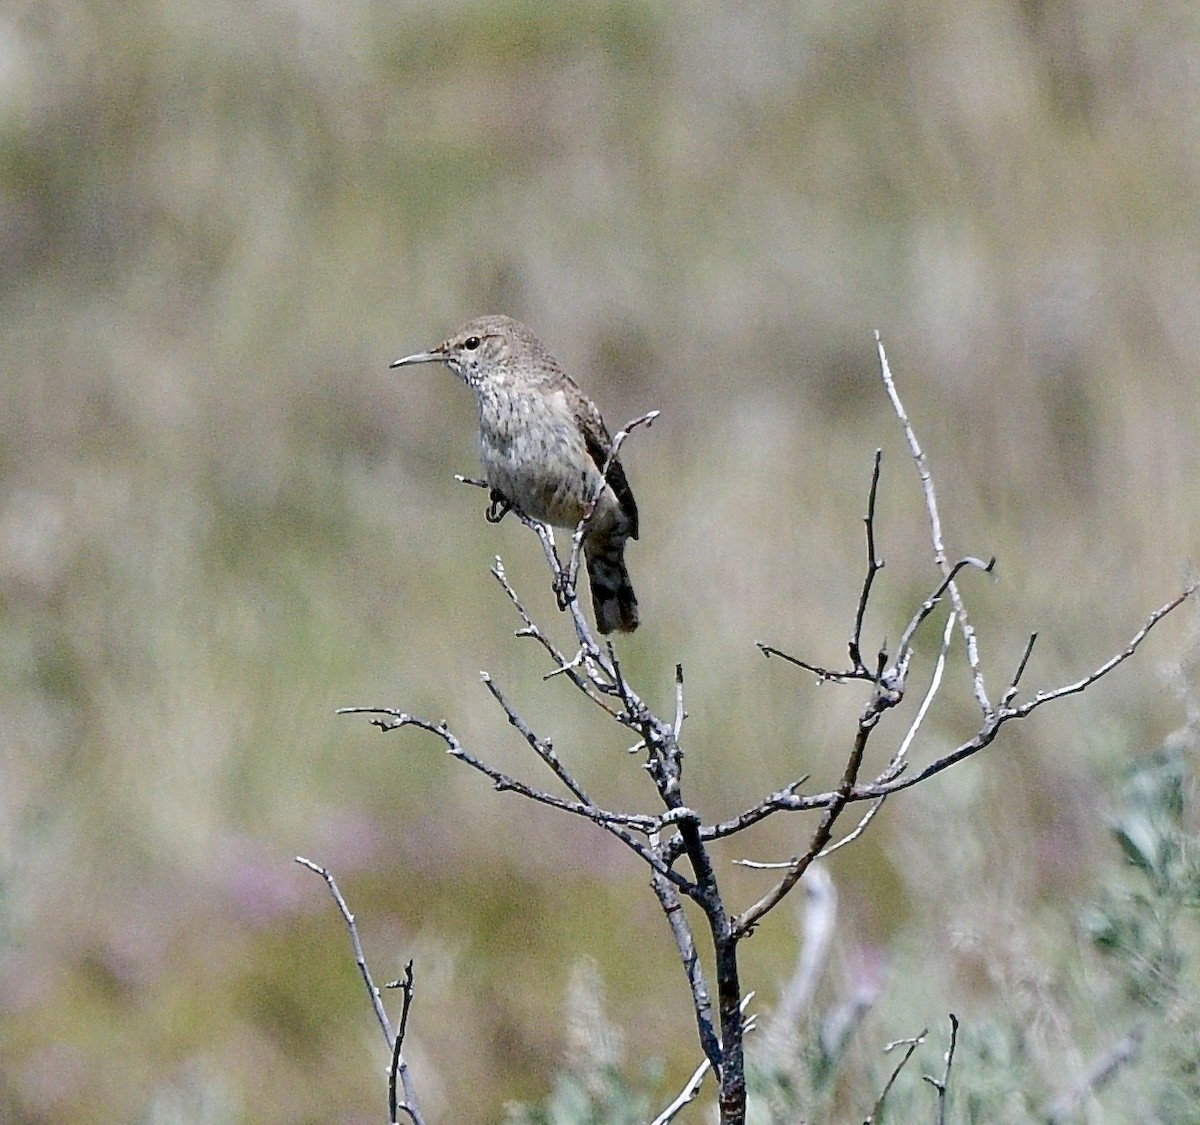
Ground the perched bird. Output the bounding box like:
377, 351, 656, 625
392, 315, 640, 633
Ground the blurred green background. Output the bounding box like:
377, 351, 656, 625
3, 0, 1199, 1120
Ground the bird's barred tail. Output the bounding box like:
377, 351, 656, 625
585, 537, 638, 634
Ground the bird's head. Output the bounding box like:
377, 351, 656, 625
391, 315, 531, 388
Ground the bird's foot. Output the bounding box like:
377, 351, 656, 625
552, 569, 574, 611
485, 490, 512, 523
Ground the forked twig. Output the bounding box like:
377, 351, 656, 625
649, 993, 757, 1125
334, 336, 1197, 1125
731, 716, 872, 939
387, 961, 419, 1125
865, 1030, 927, 1123
334, 707, 695, 894
491, 556, 620, 716
876, 331, 991, 716
1001, 632, 1039, 707
922, 1013, 959, 1125
295, 857, 424, 1125
849, 448, 885, 673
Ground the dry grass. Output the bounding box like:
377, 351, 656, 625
2, 0, 1199, 1119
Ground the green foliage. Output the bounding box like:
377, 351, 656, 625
505, 962, 657, 1125
944, 1020, 1035, 1124
1073, 744, 1200, 1121
511, 739, 1200, 1123
506, 1065, 652, 1125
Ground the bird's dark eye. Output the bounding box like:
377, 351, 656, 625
463, 336, 481, 350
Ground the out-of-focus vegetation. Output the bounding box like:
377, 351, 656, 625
2, 1, 1199, 1120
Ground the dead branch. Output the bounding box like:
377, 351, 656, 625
387, 961, 419, 1125
330, 345, 1196, 1125
922, 1014, 959, 1125
295, 857, 424, 1125
865, 1029, 927, 1123
875, 332, 990, 715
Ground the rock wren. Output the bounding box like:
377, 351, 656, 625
392, 315, 640, 633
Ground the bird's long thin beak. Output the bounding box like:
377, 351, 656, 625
390, 349, 445, 369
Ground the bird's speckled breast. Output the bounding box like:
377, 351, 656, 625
475, 381, 619, 532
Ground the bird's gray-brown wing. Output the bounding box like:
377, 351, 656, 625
579, 400, 639, 540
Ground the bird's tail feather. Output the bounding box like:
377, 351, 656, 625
585, 539, 638, 634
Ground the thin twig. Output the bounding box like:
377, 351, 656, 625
481, 671, 592, 804
814, 612, 953, 859
865, 1030, 927, 1123
1003, 582, 1197, 715
849, 449, 885, 673
756, 641, 864, 684
336, 707, 698, 895
744, 541, 1176, 904
853, 581, 1200, 797
565, 409, 661, 596
922, 1013, 958, 1125
734, 792, 885, 870
759, 553, 989, 692
731, 715, 873, 938
650, 1055, 710, 1125
666, 663, 686, 783
673, 663, 686, 739
890, 609, 955, 771
295, 858, 425, 1125
387, 961, 420, 1125
459, 469, 610, 666
700, 583, 1199, 851
1000, 632, 1038, 707
607, 641, 638, 725
295, 856, 392, 1047
491, 557, 620, 716
531, 520, 609, 657
876, 332, 991, 716
893, 557, 994, 683
819, 798, 887, 860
